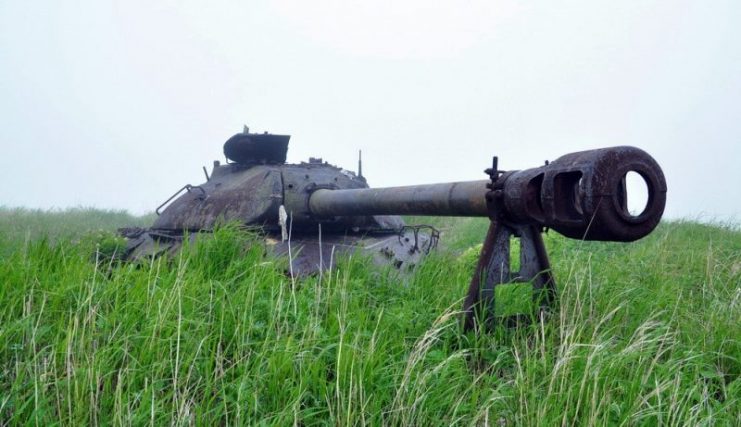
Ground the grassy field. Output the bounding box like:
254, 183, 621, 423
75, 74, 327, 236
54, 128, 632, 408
0, 208, 739, 425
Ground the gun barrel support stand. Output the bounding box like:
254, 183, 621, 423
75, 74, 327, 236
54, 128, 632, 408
462, 157, 556, 331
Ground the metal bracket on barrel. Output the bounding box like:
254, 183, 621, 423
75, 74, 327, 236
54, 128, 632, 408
462, 157, 556, 332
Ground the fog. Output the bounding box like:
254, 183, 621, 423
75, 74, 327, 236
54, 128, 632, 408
1, 0, 739, 221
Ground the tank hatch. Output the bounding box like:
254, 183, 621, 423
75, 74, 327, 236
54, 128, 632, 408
224, 131, 290, 165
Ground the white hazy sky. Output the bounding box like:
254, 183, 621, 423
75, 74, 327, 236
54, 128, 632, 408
1, 0, 739, 220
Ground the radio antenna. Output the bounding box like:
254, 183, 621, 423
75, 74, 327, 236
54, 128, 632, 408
358, 150, 363, 178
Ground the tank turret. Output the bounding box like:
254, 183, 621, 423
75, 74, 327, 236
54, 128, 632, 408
121, 129, 435, 275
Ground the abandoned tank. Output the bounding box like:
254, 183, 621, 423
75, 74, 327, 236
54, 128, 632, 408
121, 127, 667, 328
119, 129, 439, 275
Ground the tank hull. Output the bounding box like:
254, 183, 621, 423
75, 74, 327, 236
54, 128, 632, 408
120, 227, 435, 276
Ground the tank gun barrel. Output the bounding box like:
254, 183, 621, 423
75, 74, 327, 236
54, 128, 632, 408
308, 146, 666, 242
309, 180, 489, 218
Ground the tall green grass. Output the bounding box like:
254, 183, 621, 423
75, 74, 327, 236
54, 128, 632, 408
0, 211, 739, 425
0, 207, 154, 255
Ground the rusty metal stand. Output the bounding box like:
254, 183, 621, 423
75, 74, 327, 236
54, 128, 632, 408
462, 157, 557, 332
462, 221, 556, 331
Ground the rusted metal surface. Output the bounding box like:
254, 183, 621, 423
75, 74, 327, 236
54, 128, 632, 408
460, 146, 665, 331
271, 228, 435, 276
122, 129, 421, 273
307, 146, 666, 242
223, 132, 290, 164
497, 146, 667, 242
309, 180, 489, 217
462, 222, 556, 331
280, 164, 398, 232
155, 184, 206, 216
152, 166, 284, 231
